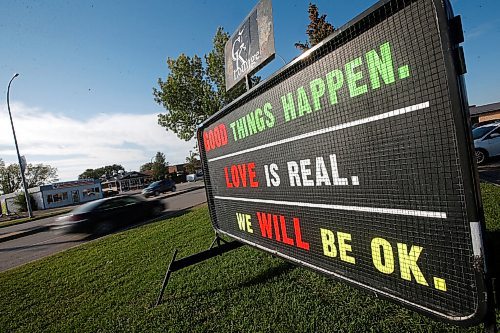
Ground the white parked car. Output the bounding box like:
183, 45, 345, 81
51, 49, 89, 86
186, 172, 204, 182
473, 123, 500, 165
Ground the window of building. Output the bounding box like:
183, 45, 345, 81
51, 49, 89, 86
47, 192, 68, 204
54, 194, 63, 202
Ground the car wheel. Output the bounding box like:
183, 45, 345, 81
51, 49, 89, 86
171, 186, 176, 192
154, 190, 160, 196
94, 221, 113, 235
475, 149, 487, 165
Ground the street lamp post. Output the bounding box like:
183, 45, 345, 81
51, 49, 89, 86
7, 73, 33, 218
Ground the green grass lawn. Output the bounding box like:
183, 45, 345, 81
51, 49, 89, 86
0, 184, 499, 332
480, 183, 500, 231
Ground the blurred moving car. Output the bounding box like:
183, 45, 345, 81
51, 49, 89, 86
142, 179, 176, 197
51, 195, 166, 234
473, 123, 500, 165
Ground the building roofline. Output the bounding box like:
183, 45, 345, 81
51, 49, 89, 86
469, 102, 500, 116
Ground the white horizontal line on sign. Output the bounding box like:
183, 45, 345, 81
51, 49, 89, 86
208, 101, 430, 162
214, 195, 447, 219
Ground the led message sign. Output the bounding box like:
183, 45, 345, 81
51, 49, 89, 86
199, 0, 489, 325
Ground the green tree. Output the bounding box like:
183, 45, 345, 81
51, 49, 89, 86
153, 27, 258, 141
152, 152, 168, 180
0, 159, 19, 194
185, 151, 201, 174
78, 164, 125, 180
14, 192, 38, 212
295, 3, 336, 52
140, 162, 154, 172
25, 164, 58, 188
78, 169, 100, 180
0, 161, 58, 194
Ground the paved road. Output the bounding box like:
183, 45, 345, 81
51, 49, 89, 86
1, 159, 496, 274
478, 156, 500, 185
0, 181, 203, 236
0, 186, 207, 272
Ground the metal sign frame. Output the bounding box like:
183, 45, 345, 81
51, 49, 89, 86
199, 0, 492, 326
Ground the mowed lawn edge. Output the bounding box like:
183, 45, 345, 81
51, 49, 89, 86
0, 184, 498, 333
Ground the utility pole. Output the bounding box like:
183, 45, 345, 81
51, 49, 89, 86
7, 73, 33, 218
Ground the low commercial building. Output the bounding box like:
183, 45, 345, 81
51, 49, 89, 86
100, 171, 151, 195
0, 179, 102, 214
470, 102, 500, 125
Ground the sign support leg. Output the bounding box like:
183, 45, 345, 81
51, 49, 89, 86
154, 234, 244, 306
484, 317, 497, 333
484, 277, 498, 333
155, 249, 178, 307
209, 231, 228, 249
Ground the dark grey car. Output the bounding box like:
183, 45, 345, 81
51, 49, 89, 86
52, 195, 166, 234
142, 179, 176, 197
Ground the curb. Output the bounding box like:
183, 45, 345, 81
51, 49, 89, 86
0, 185, 205, 243
148, 184, 205, 200
479, 176, 500, 187
0, 226, 50, 243
127, 202, 208, 231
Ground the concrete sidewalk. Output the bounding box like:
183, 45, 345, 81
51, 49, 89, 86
0, 207, 73, 233
0, 206, 71, 224
0, 183, 205, 243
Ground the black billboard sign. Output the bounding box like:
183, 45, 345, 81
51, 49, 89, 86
225, 0, 275, 91
200, 0, 489, 325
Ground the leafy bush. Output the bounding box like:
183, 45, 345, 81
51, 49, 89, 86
14, 192, 37, 212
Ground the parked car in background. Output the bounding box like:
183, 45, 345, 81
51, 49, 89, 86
102, 188, 119, 198
142, 179, 176, 197
187, 170, 204, 182
186, 174, 200, 182
472, 119, 500, 129
51, 195, 166, 234
473, 123, 500, 165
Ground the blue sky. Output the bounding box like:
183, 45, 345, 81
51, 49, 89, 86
0, 0, 499, 181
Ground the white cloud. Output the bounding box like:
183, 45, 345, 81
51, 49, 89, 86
0, 101, 196, 181
465, 20, 499, 40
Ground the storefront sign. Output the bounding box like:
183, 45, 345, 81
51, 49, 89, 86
52, 180, 95, 189
225, 0, 275, 91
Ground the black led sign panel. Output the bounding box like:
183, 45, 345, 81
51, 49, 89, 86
199, 0, 489, 325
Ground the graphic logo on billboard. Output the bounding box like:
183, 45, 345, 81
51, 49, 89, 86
231, 23, 261, 81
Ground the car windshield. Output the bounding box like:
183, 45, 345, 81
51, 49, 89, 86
107, 196, 143, 207
473, 126, 495, 140
147, 181, 161, 188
